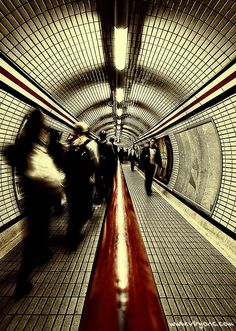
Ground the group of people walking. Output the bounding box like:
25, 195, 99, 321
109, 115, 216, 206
4, 109, 117, 299
4, 108, 161, 299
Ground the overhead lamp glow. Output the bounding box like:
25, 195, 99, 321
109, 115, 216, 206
117, 108, 123, 117
114, 27, 128, 70
116, 88, 124, 103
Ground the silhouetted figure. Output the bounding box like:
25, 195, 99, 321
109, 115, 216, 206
4, 109, 63, 299
63, 121, 99, 249
48, 129, 65, 215
124, 148, 129, 161
109, 137, 118, 156
95, 131, 116, 203
109, 137, 118, 177
128, 145, 137, 171
118, 147, 125, 163
140, 138, 162, 196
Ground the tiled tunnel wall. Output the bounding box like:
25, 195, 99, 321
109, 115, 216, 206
1, 0, 235, 147
162, 94, 236, 234
0, 91, 235, 236
0, 90, 71, 229
0, 0, 235, 240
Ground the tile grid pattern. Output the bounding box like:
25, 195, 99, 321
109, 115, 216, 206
0, 91, 72, 229
165, 132, 179, 190
163, 95, 236, 233
1, 0, 110, 126
1, 0, 235, 230
1, 0, 235, 144
0, 204, 106, 331
123, 165, 236, 330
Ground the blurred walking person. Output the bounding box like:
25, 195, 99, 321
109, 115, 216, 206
4, 109, 63, 299
48, 129, 65, 215
63, 121, 99, 249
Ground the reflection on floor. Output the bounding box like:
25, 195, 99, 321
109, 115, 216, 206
0, 164, 235, 330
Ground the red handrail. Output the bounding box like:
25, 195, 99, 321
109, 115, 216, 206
79, 162, 168, 331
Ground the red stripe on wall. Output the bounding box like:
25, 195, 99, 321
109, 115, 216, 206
1, 67, 75, 124
152, 71, 236, 132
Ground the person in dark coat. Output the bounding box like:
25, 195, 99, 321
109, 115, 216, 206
118, 147, 125, 163
48, 129, 65, 215
109, 136, 118, 176
63, 121, 99, 249
128, 145, 137, 171
140, 138, 162, 196
95, 131, 116, 203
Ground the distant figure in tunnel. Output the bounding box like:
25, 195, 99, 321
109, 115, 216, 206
95, 130, 116, 203
4, 109, 64, 299
109, 137, 118, 156
128, 144, 138, 171
118, 147, 125, 163
109, 136, 118, 175
62, 121, 99, 249
140, 138, 162, 196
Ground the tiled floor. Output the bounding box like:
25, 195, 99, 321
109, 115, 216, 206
0, 204, 106, 331
123, 164, 236, 330
0, 165, 235, 330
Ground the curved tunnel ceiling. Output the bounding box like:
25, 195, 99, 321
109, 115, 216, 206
1, 0, 235, 145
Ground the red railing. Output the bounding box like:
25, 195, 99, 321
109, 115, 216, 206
79, 162, 169, 331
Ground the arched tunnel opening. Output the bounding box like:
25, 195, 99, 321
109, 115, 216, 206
0, 0, 235, 330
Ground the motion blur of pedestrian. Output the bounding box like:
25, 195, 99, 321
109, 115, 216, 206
48, 129, 65, 215
4, 108, 64, 299
63, 121, 99, 249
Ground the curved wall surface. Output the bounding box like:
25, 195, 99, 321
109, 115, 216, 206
154, 93, 235, 234
0, 0, 235, 238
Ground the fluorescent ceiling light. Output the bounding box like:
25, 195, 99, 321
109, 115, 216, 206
114, 27, 128, 70
117, 107, 123, 117
116, 88, 124, 103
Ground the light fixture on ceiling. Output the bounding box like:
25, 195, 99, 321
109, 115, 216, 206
116, 88, 124, 103
114, 0, 128, 143
114, 27, 128, 71
116, 107, 123, 117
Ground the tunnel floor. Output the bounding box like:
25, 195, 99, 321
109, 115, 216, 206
0, 165, 235, 330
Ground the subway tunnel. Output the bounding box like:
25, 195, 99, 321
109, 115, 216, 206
0, 0, 236, 330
